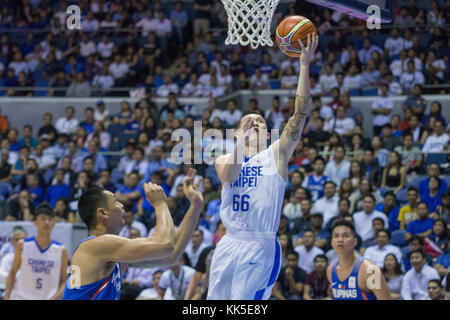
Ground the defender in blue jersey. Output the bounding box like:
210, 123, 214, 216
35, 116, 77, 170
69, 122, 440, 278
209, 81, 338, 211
327, 219, 391, 300
62, 169, 203, 300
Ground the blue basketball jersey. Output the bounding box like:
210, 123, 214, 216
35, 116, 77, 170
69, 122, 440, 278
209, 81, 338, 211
304, 175, 327, 202
62, 236, 122, 300
331, 255, 377, 300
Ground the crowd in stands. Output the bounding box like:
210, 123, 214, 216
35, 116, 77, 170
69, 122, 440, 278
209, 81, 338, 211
0, 0, 449, 301
0, 0, 448, 98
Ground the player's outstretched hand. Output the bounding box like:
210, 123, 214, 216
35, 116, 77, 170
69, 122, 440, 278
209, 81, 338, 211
143, 182, 167, 206
298, 32, 319, 66
182, 168, 204, 204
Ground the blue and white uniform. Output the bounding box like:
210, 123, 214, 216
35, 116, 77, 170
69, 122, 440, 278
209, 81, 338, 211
62, 236, 122, 300
302, 174, 328, 202
331, 255, 377, 300
208, 145, 285, 300
10, 237, 63, 300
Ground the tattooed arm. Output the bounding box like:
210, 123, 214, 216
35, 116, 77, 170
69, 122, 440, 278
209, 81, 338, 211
272, 33, 319, 180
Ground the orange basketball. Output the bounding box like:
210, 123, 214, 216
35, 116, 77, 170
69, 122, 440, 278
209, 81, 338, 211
275, 16, 317, 58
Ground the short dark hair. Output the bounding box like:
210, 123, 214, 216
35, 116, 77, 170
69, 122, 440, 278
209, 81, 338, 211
34, 203, 55, 220
384, 191, 396, 199
313, 156, 326, 165
375, 228, 390, 239
78, 187, 108, 230
410, 249, 426, 259
331, 219, 356, 237
407, 186, 418, 194
373, 217, 385, 226
314, 254, 328, 263
428, 279, 443, 288
408, 235, 424, 245
286, 250, 299, 260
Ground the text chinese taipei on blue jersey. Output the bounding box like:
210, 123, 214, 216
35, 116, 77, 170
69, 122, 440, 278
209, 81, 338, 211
220, 144, 286, 233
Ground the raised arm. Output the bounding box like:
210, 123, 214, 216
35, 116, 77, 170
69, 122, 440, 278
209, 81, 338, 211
273, 33, 319, 180
130, 168, 204, 268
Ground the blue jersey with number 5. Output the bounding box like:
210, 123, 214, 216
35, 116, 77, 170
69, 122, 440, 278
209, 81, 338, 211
219, 145, 286, 234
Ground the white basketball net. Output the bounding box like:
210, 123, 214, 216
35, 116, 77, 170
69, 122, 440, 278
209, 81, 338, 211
221, 0, 280, 49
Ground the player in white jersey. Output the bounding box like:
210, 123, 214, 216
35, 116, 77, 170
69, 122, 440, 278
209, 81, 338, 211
4, 204, 69, 300
207, 33, 319, 300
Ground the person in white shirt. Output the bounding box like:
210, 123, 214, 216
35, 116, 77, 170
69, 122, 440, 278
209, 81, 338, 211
324, 106, 355, 137
280, 66, 298, 89
79, 33, 96, 57
202, 74, 225, 98
318, 63, 338, 95
0, 228, 27, 291
294, 230, 324, 274
264, 96, 284, 130
384, 27, 405, 58
81, 12, 99, 33
312, 181, 339, 228
371, 83, 394, 135
150, 10, 172, 38
55, 106, 79, 135
343, 64, 362, 93
353, 194, 389, 242
401, 249, 440, 300
118, 213, 147, 241
108, 53, 129, 80
136, 10, 156, 37
8, 52, 28, 76
400, 60, 425, 93
125, 147, 149, 178
249, 67, 269, 90
380, 72, 402, 96
363, 229, 402, 269
181, 73, 203, 97
404, 48, 422, 72
156, 75, 179, 97
158, 253, 195, 300
221, 99, 243, 128
185, 229, 209, 268
323, 146, 350, 188
421, 120, 449, 154
358, 37, 383, 65
92, 65, 114, 90
97, 35, 114, 59
389, 50, 407, 78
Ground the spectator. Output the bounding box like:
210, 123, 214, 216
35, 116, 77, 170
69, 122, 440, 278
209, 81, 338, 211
401, 249, 440, 300
158, 253, 195, 300
359, 217, 386, 252
92, 65, 115, 93
421, 120, 449, 156
280, 66, 297, 89
419, 163, 448, 196
371, 84, 394, 136
136, 269, 165, 300
404, 202, 435, 242
363, 229, 403, 269
272, 251, 307, 300
376, 191, 400, 233
115, 172, 141, 212
398, 187, 420, 230
301, 156, 327, 203
264, 96, 284, 130
380, 151, 406, 194
312, 181, 339, 228
428, 279, 444, 300
361, 59, 381, 89
384, 27, 405, 58
400, 60, 425, 93
382, 253, 404, 300
118, 211, 147, 240
289, 198, 312, 236
342, 64, 362, 93
323, 145, 350, 187
434, 189, 450, 227
395, 7, 414, 30
318, 63, 337, 95
249, 67, 269, 90
358, 37, 383, 65
221, 100, 242, 128
55, 106, 79, 135
353, 194, 388, 242
108, 54, 129, 86
170, 1, 189, 46
46, 169, 70, 208
79, 140, 107, 175
324, 106, 355, 140
394, 133, 422, 174
294, 230, 324, 274
420, 177, 444, 214
303, 254, 330, 300
185, 229, 209, 268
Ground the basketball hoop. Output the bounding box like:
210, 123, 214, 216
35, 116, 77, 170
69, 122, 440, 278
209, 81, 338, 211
221, 0, 280, 49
